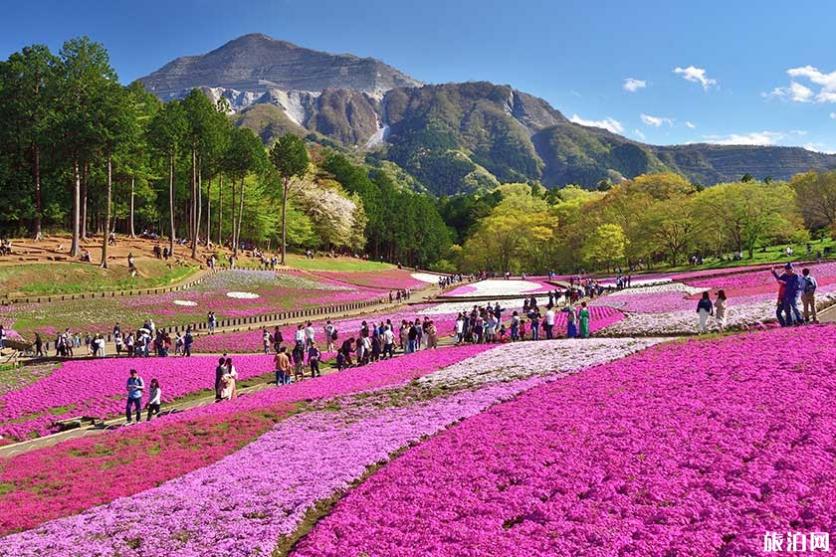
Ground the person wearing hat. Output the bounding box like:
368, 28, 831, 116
772, 263, 802, 326
125, 369, 145, 425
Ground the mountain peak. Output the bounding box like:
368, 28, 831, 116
138, 33, 420, 101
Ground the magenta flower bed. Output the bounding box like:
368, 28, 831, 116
296, 325, 836, 557
0, 344, 494, 534
552, 305, 624, 335
312, 270, 429, 291
684, 261, 836, 298
0, 354, 277, 440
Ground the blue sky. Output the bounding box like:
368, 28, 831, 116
3, 0, 835, 151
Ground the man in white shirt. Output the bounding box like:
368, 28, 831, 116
382, 326, 395, 358
304, 322, 315, 348
455, 315, 465, 344
544, 308, 556, 339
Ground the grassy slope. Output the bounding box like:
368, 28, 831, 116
0, 261, 198, 297
652, 237, 835, 273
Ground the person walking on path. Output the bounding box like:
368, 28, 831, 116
714, 290, 728, 331
565, 305, 578, 338
544, 307, 555, 340
696, 292, 714, 333
125, 369, 145, 425
145, 379, 162, 421
578, 302, 591, 338
182, 328, 194, 357
214, 357, 226, 400
801, 268, 818, 323
308, 343, 321, 377
772, 263, 802, 326
324, 321, 336, 352
274, 347, 291, 385
220, 357, 238, 400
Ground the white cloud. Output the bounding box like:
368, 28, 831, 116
768, 66, 836, 103
569, 114, 624, 134
633, 128, 646, 140
674, 66, 717, 90
765, 81, 814, 102
702, 131, 783, 146
685, 121, 696, 129
623, 78, 646, 93
640, 113, 673, 127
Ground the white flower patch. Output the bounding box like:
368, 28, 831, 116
419, 337, 667, 389
411, 272, 441, 284
173, 300, 198, 307
226, 291, 260, 300
605, 282, 707, 297
449, 279, 550, 298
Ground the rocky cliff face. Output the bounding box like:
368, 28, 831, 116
139, 33, 420, 107
138, 34, 836, 192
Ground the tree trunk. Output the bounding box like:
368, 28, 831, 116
217, 174, 223, 246
231, 178, 237, 254
236, 177, 245, 256
70, 159, 81, 257
280, 177, 289, 265
81, 162, 89, 239
193, 158, 201, 259
205, 174, 211, 248
169, 152, 176, 257
101, 156, 112, 269
189, 147, 197, 259
32, 144, 42, 239
129, 176, 136, 238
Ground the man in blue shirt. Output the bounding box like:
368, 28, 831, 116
126, 369, 144, 424
772, 263, 802, 326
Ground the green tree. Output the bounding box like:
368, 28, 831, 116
148, 100, 187, 256
0, 45, 59, 237
269, 133, 309, 264
57, 37, 117, 256
583, 223, 627, 271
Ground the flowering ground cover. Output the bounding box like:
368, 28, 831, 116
7, 270, 385, 339
294, 326, 836, 557
446, 278, 555, 297
0, 344, 491, 534
0, 338, 663, 555
311, 269, 431, 290
593, 265, 836, 335
0, 354, 277, 440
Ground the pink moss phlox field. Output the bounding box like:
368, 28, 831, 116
684, 261, 836, 298
0, 354, 279, 440
0, 344, 492, 534
552, 305, 624, 335
0, 378, 545, 557
295, 326, 836, 557
311, 269, 429, 290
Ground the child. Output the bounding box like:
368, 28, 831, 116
336, 351, 347, 371
145, 379, 161, 421
308, 343, 321, 378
